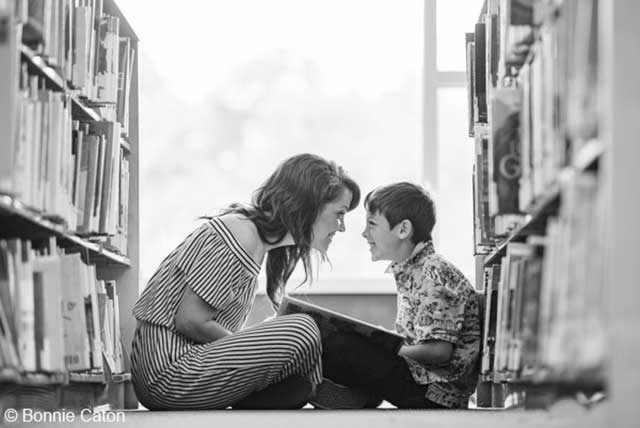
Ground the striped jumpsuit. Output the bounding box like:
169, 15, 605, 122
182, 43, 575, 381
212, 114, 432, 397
131, 218, 323, 410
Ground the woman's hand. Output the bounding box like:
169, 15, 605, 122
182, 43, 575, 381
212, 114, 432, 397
175, 284, 232, 343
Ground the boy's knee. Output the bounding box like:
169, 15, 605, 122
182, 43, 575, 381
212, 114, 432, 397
322, 332, 371, 370
323, 331, 362, 352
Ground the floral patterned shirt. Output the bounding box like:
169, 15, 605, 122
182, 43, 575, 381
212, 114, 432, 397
387, 241, 481, 408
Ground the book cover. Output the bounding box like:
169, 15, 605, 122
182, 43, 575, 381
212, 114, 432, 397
86, 265, 102, 370
117, 37, 131, 133
465, 32, 475, 136
277, 296, 405, 355
32, 255, 65, 372
92, 134, 106, 232
60, 253, 91, 371
71, 6, 92, 90
89, 120, 121, 235
105, 280, 123, 372
488, 14, 499, 89
474, 22, 487, 123
0, 1, 20, 195
490, 87, 522, 216
480, 267, 494, 374
96, 279, 116, 373
0, 241, 20, 369
520, 240, 545, 373
78, 133, 100, 233
15, 239, 36, 371
71, 120, 83, 209
493, 256, 508, 375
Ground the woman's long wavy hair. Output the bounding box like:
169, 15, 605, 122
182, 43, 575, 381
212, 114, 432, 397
220, 154, 360, 309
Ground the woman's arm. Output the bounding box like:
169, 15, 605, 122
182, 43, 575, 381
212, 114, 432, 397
399, 340, 453, 365
174, 215, 265, 343
175, 284, 232, 343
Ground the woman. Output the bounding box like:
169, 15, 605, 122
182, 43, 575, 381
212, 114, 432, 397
131, 153, 360, 410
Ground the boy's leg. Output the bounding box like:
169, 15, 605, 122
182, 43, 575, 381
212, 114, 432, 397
322, 332, 445, 409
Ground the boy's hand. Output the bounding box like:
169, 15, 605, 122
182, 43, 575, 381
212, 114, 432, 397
399, 340, 453, 365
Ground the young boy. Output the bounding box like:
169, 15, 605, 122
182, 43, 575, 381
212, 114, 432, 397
313, 182, 481, 409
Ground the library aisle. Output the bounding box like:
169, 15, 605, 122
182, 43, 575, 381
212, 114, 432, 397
1, 0, 639, 427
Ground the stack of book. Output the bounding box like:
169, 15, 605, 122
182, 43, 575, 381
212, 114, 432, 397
470, 0, 605, 390
467, 12, 530, 251
1, 0, 135, 256
19, 0, 136, 111
1, 0, 137, 411
0, 237, 124, 376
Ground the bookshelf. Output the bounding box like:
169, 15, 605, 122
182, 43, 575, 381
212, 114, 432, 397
466, 0, 619, 409
0, 196, 131, 266
0, 0, 139, 412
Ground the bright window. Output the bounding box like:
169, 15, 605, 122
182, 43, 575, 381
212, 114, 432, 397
431, 0, 484, 284
436, 0, 485, 71
120, 0, 482, 292
435, 87, 475, 278
118, 0, 424, 293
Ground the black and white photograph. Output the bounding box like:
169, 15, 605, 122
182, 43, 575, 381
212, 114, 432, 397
0, 0, 638, 427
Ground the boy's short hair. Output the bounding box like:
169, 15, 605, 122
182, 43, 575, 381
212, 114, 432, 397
364, 182, 436, 244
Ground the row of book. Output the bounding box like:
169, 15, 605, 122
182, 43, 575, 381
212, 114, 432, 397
0, 237, 124, 375
1, 2, 133, 255
467, 0, 598, 250
17, 0, 136, 131
518, 0, 598, 211
480, 171, 605, 383
472, 94, 526, 250
468, 9, 529, 249
8, 70, 129, 253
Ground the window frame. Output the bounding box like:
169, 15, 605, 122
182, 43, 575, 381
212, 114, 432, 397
259, 0, 471, 295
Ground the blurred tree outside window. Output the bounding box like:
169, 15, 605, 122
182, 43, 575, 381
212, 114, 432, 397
118, 0, 480, 293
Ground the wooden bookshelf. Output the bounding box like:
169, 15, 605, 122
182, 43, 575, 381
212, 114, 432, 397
19, 44, 65, 88
20, 45, 104, 122
0, 195, 131, 266
0, 368, 67, 386
482, 142, 602, 266
482, 183, 559, 266
69, 372, 106, 384
69, 372, 131, 384
467, 0, 611, 410
0, 368, 131, 387
0, 0, 140, 411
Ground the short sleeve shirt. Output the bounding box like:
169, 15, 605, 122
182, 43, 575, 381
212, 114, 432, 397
133, 218, 261, 334
388, 241, 481, 408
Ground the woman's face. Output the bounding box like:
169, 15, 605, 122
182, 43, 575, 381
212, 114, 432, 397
311, 188, 353, 252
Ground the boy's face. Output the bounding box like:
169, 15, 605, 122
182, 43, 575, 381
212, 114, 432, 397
362, 210, 403, 262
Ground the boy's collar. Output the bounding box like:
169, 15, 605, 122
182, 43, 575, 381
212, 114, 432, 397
385, 240, 434, 274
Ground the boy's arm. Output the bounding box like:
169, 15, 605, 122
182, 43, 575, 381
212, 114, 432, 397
399, 340, 453, 365
405, 265, 470, 365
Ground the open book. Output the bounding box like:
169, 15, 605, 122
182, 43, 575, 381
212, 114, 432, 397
277, 296, 405, 355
